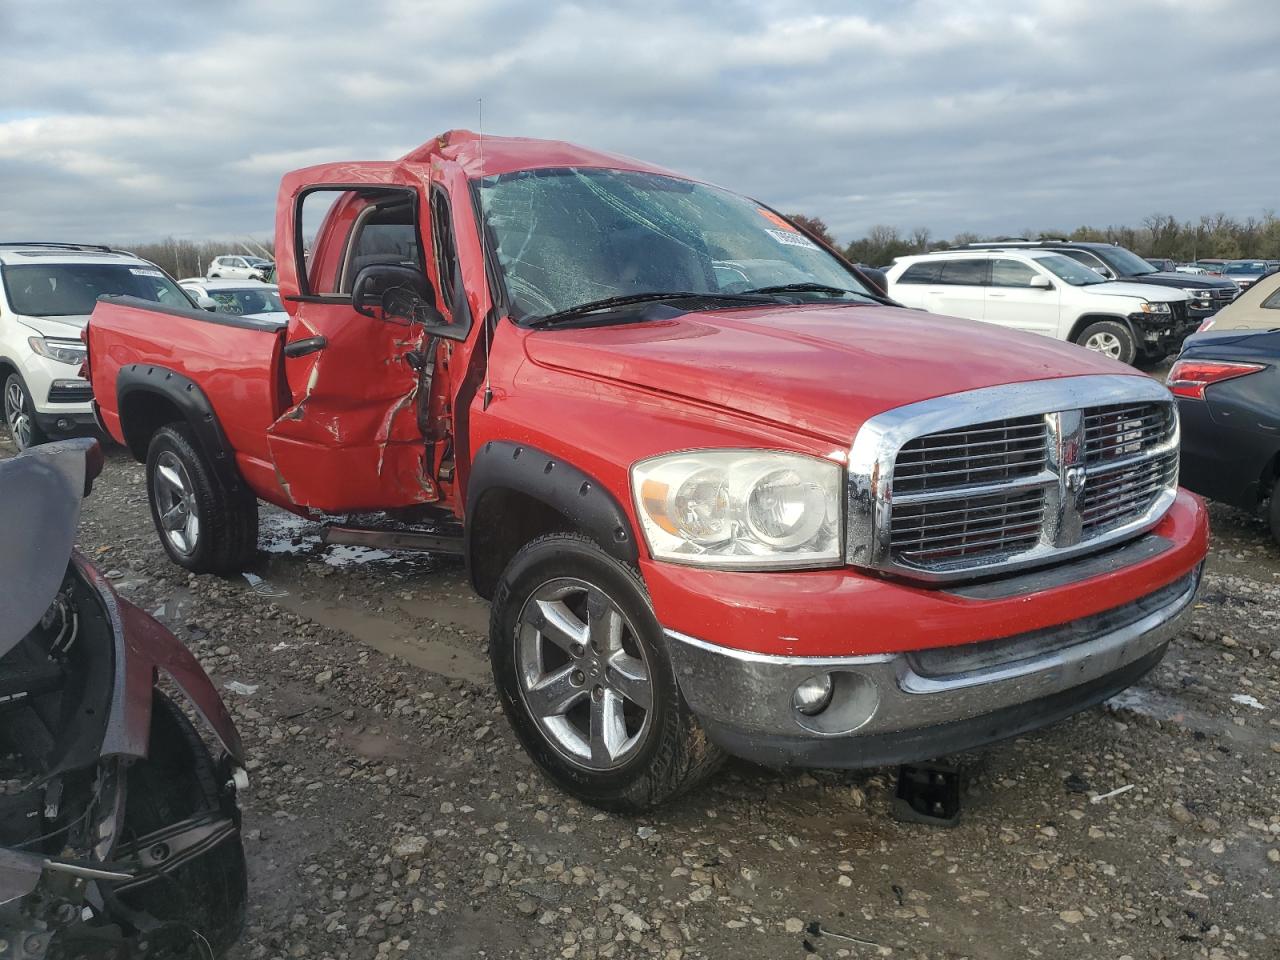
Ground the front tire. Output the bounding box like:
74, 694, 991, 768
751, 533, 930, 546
117, 694, 246, 955
4, 372, 46, 450
1075, 320, 1137, 364
490, 533, 723, 811
146, 422, 258, 574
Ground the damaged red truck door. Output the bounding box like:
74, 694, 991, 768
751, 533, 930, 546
265, 161, 451, 511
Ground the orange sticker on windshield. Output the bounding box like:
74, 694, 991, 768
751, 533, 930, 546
756, 207, 797, 230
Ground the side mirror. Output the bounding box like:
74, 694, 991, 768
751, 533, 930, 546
858, 266, 889, 295
1097, 267, 1115, 279
351, 264, 445, 327
1028, 275, 1053, 289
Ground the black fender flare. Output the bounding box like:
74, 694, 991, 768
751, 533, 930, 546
464, 441, 640, 597
1068, 313, 1138, 345
116, 363, 244, 493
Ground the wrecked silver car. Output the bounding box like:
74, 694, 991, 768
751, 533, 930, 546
1, 440, 246, 958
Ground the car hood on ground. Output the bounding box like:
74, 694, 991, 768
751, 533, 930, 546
1087, 281, 1186, 302
523, 303, 1141, 441
1129, 272, 1238, 290
0, 441, 91, 656
16, 313, 91, 337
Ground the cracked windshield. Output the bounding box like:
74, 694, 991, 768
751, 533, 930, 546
478, 167, 875, 319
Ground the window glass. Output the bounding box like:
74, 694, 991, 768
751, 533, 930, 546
899, 262, 942, 284
430, 188, 463, 320
1059, 249, 1107, 272
208, 287, 283, 316
1092, 246, 1157, 276
990, 259, 1040, 287
477, 167, 873, 320
938, 259, 987, 285
1039, 254, 1108, 286
1262, 287, 1280, 310
296, 188, 421, 296
2, 262, 192, 316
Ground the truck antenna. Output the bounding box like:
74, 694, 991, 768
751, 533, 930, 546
478, 99, 493, 411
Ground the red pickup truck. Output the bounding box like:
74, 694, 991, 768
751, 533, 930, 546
86, 131, 1208, 810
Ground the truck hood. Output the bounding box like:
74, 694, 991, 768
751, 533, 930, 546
1128, 272, 1237, 291
16, 313, 92, 338
523, 303, 1140, 441
1087, 281, 1185, 303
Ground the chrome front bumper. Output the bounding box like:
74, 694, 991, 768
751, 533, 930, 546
664, 567, 1201, 768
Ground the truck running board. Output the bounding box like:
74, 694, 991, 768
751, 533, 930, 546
323, 525, 465, 556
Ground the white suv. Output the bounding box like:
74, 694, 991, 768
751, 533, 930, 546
206, 255, 272, 280
885, 249, 1191, 364
0, 243, 195, 449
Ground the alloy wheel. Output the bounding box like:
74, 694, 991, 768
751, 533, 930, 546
153, 451, 200, 555
4, 379, 33, 450
1084, 331, 1123, 359
514, 578, 654, 771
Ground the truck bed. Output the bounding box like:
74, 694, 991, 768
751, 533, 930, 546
86, 295, 286, 495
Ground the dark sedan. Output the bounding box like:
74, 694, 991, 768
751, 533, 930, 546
1169, 328, 1280, 542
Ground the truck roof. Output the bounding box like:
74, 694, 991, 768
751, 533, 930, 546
400, 130, 682, 180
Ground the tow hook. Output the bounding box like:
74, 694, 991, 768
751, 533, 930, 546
891, 761, 963, 827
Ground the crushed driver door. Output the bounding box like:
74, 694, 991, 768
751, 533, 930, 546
267, 163, 440, 512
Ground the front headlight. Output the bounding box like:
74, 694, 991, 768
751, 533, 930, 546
631, 450, 843, 569
1139, 301, 1172, 315
28, 336, 87, 365
1182, 288, 1210, 301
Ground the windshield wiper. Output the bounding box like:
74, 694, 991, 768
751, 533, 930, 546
743, 282, 894, 306
743, 283, 853, 296
527, 291, 778, 328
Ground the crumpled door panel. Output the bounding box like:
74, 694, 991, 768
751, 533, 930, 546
266, 302, 434, 512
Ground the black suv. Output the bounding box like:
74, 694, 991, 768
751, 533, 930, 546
966, 240, 1238, 322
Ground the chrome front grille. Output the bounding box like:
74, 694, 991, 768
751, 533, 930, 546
893, 416, 1047, 495
1083, 402, 1172, 463
890, 487, 1046, 567
847, 376, 1180, 581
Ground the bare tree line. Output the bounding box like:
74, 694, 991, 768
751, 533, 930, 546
121, 237, 275, 279
790, 211, 1280, 269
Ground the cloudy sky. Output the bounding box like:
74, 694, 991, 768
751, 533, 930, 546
1, 0, 1276, 245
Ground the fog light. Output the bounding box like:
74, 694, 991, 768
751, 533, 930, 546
792, 673, 834, 716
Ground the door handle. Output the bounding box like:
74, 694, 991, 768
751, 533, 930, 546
283, 336, 327, 358
988, 292, 1006, 298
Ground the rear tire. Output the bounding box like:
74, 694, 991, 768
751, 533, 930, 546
146, 422, 258, 574
1269, 477, 1280, 547
117, 693, 246, 955
4, 372, 46, 450
490, 533, 724, 811
1075, 320, 1137, 365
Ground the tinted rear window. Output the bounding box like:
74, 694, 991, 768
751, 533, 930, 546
898, 262, 942, 284
939, 259, 988, 285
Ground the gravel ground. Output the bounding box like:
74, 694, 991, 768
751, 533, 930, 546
3, 433, 1277, 960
